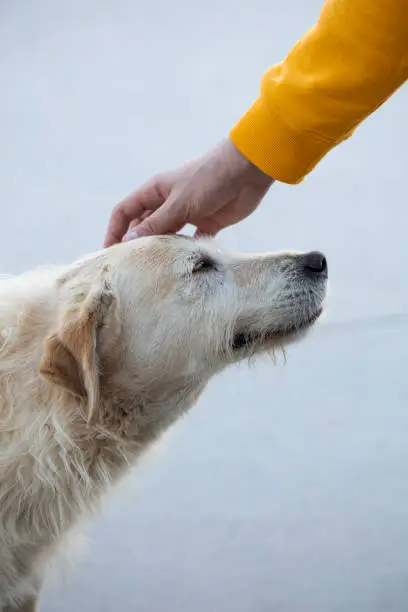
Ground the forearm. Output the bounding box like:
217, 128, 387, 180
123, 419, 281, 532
230, 0, 408, 183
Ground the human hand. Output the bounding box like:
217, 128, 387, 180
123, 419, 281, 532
104, 139, 273, 247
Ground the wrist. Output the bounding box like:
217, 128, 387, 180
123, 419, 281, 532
225, 138, 274, 189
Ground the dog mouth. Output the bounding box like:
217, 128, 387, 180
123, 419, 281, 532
231, 308, 323, 351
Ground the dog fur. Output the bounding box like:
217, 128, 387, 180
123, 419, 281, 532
0, 236, 327, 609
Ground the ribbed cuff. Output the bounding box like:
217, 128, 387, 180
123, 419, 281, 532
230, 97, 338, 185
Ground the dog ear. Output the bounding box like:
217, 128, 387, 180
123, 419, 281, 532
40, 282, 117, 424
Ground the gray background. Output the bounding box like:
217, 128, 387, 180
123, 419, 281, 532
1, 1, 408, 610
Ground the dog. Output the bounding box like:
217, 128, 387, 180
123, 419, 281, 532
0, 235, 328, 610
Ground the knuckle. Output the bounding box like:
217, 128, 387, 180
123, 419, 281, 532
148, 173, 166, 189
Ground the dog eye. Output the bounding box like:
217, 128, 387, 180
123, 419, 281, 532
192, 257, 216, 274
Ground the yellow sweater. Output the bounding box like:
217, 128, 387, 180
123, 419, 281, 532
230, 0, 408, 184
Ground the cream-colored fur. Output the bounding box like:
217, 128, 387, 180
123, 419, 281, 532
0, 236, 327, 609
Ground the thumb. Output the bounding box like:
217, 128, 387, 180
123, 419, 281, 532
194, 220, 221, 238
123, 197, 187, 240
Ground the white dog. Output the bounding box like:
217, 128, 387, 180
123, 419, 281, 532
0, 235, 328, 610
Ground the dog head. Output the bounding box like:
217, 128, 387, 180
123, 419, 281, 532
40, 236, 328, 431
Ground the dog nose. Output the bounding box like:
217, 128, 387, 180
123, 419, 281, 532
303, 251, 327, 276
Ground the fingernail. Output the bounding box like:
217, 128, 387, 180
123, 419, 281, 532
123, 229, 140, 242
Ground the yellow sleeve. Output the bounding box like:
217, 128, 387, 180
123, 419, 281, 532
230, 0, 408, 184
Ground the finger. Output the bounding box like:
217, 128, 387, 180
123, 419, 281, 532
104, 180, 166, 247
124, 197, 187, 240
104, 205, 133, 248
194, 219, 222, 239
127, 210, 150, 232
194, 228, 218, 239
128, 218, 141, 231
